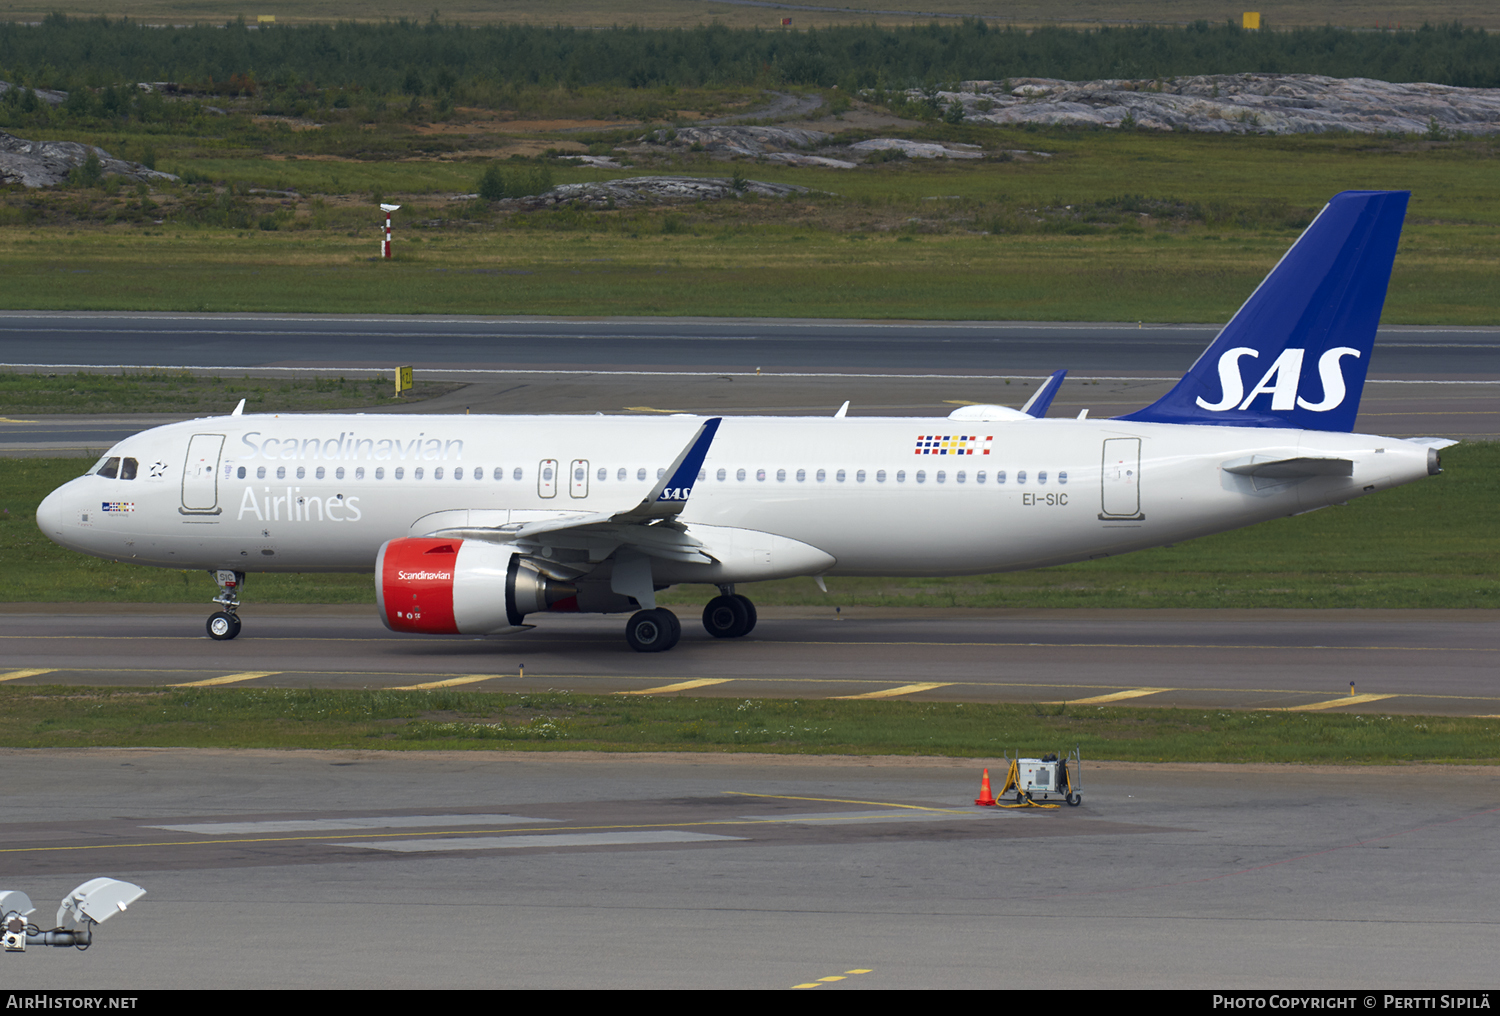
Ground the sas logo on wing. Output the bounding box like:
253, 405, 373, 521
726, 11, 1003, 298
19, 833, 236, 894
1197, 346, 1360, 413
101, 501, 135, 513
657, 487, 693, 501
915, 435, 991, 456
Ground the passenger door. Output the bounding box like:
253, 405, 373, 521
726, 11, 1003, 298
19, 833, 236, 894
180, 434, 225, 516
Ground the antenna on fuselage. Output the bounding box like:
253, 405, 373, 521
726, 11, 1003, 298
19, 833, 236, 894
230, 398, 246, 416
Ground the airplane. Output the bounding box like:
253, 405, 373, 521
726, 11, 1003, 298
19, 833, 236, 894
35, 190, 1452, 652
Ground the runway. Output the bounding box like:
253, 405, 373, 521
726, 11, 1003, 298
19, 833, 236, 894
3, 606, 1496, 715
2, 749, 1496, 988
2, 311, 1498, 374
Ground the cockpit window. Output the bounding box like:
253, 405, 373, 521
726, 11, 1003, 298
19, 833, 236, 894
97, 457, 120, 478
120, 457, 138, 480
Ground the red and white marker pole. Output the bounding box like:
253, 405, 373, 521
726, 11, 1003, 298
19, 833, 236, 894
379, 203, 401, 259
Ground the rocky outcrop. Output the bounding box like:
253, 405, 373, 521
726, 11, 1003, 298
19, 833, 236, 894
924, 74, 1500, 134
0, 81, 67, 105
847, 138, 983, 159
0, 130, 180, 188
499, 175, 812, 209
635, 125, 992, 167
640, 125, 831, 156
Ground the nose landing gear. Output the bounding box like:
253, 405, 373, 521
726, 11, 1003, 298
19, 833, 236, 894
206, 569, 246, 641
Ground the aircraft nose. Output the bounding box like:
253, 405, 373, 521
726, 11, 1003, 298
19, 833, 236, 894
36, 480, 79, 547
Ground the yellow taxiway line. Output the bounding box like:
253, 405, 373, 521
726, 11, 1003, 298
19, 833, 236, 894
389, 675, 502, 691
1277, 693, 1398, 712
618, 678, 733, 695
170, 671, 281, 688
1051, 687, 1171, 705
833, 682, 953, 700
0, 668, 56, 683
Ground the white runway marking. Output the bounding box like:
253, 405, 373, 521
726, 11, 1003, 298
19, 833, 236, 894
333, 830, 745, 853
147, 814, 554, 835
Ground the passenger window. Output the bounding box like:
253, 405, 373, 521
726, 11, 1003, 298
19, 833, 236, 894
435, 467, 444, 480
513, 467, 523, 481
896, 470, 905, 482
236, 466, 246, 480
876, 470, 886, 483
416, 467, 426, 480
1017, 470, 1027, 484
736, 468, 746, 481
816, 469, 826, 482
454, 467, 463, 480
856, 470, 865, 483
617, 468, 626, 481
717, 468, 726, 481
637, 468, 646, 481
796, 469, 806, 482
276, 466, 286, 480
597, 467, 606, 482
777, 469, 786, 482
916, 470, 926, 483
977, 470, 986, 484
996, 470, 1007, 484
835, 469, 845, 482
120, 458, 138, 480
1058, 471, 1068, 485
1038, 470, 1048, 484
757, 468, 766, 481
97, 457, 120, 478
257, 466, 266, 480
376, 467, 385, 480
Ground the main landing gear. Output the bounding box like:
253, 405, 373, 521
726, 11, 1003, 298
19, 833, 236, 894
623, 588, 759, 652
702, 588, 757, 640
206, 569, 245, 641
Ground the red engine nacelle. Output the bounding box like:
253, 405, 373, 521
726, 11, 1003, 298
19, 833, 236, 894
376, 537, 577, 635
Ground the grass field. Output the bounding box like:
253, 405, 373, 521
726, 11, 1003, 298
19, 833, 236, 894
4, 442, 1494, 608
2, 686, 1494, 762
4, 126, 1499, 322
0, 370, 460, 413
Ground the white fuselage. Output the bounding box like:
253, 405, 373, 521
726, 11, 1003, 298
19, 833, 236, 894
36, 412, 1434, 586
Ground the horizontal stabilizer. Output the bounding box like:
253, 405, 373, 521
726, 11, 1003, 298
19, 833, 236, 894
1223, 456, 1353, 479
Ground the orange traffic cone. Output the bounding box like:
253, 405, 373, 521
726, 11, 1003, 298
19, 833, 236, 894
975, 768, 998, 806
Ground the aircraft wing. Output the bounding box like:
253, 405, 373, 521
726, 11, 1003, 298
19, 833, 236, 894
418, 417, 724, 568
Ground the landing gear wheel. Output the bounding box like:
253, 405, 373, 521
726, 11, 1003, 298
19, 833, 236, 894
702, 595, 751, 639
1067, 792, 1082, 807
733, 594, 757, 635
626, 608, 681, 653
206, 611, 241, 641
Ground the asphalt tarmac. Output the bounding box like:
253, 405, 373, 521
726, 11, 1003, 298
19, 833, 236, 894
1, 312, 1498, 374
2, 606, 1496, 716
2, 749, 1496, 989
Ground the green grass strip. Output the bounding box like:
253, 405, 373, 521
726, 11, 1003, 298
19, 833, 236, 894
5, 686, 1497, 763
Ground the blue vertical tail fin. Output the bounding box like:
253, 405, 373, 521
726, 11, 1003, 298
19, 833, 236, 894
1117, 190, 1408, 432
